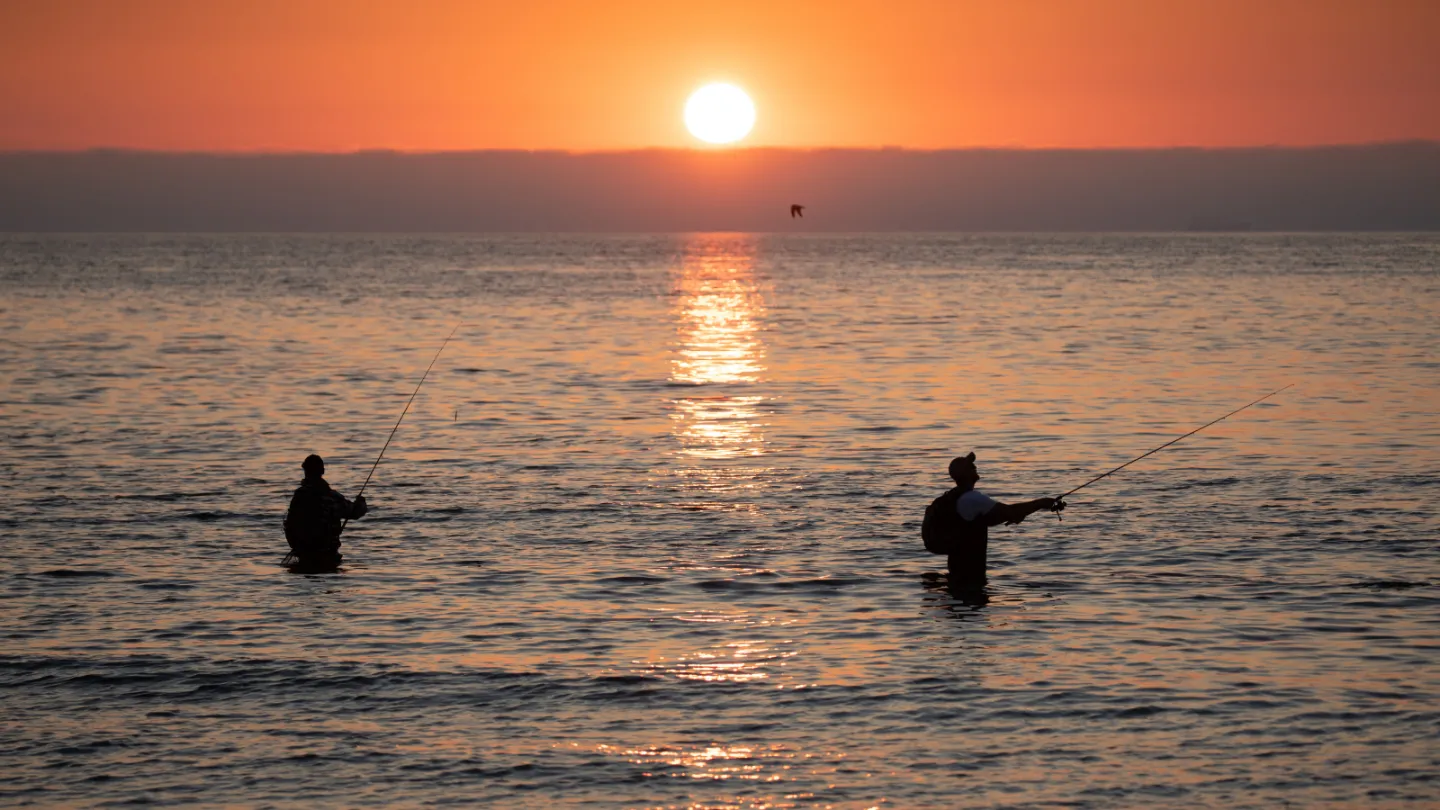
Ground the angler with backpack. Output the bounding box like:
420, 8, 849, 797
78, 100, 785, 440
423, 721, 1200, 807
921, 453, 1063, 583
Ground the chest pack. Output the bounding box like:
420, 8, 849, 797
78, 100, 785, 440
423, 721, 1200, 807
921, 487, 985, 554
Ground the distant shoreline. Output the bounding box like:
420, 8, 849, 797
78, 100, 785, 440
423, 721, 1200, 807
5, 231, 1438, 238
4, 143, 1438, 232
5, 141, 1437, 156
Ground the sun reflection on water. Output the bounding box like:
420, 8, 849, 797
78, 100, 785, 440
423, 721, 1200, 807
595, 742, 769, 781
635, 638, 794, 683
589, 741, 865, 808
669, 236, 768, 461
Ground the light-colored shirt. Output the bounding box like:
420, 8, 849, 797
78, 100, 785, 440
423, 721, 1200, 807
956, 489, 997, 522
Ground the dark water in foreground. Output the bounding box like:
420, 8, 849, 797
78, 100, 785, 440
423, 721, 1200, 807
1, 234, 1437, 807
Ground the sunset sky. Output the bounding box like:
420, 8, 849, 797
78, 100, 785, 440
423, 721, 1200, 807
3, 0, 1438, 152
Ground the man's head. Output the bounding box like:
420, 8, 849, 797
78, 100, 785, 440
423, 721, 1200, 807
302, 454, 325, 478
948, 452, 979, 489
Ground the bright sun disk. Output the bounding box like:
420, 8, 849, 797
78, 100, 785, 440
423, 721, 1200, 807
684, 84, 755, 145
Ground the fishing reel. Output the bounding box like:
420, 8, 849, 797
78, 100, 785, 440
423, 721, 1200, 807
1050, 497, 1067, 521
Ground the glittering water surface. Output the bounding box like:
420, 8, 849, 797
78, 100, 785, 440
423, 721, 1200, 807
1, 234, 1437, 807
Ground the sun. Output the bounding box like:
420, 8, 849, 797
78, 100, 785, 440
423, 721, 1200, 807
684, 83, 756, 145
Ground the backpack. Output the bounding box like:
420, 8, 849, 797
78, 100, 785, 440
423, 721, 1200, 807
921, 487, 965, 554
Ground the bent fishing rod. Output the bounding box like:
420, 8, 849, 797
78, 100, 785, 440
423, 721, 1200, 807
338, 323, 462, 537
1050, 383, 1293, 517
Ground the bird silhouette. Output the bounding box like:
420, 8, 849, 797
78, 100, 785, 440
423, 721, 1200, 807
790, 204, 805, 218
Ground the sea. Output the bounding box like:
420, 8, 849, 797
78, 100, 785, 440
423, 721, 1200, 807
1, 233, 1437, 808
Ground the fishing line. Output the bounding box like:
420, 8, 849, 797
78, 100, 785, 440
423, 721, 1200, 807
339, 323, 462, 537
1051, 383, 1293, 516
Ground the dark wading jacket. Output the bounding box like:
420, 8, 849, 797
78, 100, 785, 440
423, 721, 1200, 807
284, 477, 365, 558
925, 487, 990, 581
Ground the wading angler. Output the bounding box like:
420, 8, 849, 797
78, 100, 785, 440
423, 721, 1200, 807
284, 454, 368, 571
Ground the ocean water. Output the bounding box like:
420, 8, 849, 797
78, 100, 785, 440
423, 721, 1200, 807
1, 233, 1437, 808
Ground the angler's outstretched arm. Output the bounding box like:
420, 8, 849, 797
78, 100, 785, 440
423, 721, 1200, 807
985, 498, 1062, 526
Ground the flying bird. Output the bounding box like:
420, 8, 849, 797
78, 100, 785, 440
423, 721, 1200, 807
790, 204, 805, 218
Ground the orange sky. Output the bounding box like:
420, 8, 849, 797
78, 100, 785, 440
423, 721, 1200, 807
2, 0, 1438, 151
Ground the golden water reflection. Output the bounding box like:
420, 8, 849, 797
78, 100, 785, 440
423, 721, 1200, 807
634, 638, 795, 683
669, 236, 768, 460
595, 742, 771, 782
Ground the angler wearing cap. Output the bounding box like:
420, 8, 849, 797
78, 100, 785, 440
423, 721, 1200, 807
921, 452, 1063, 583
284, 454, 368, 570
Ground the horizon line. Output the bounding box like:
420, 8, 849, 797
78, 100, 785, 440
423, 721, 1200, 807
5, 140, 1439, 158
5, 229, 1439, 236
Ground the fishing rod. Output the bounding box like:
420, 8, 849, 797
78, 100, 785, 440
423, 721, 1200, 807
338, 323, 462, 537
1050, 383, 1293, 517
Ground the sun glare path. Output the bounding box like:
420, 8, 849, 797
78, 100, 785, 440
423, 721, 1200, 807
669, 238, 767, 461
